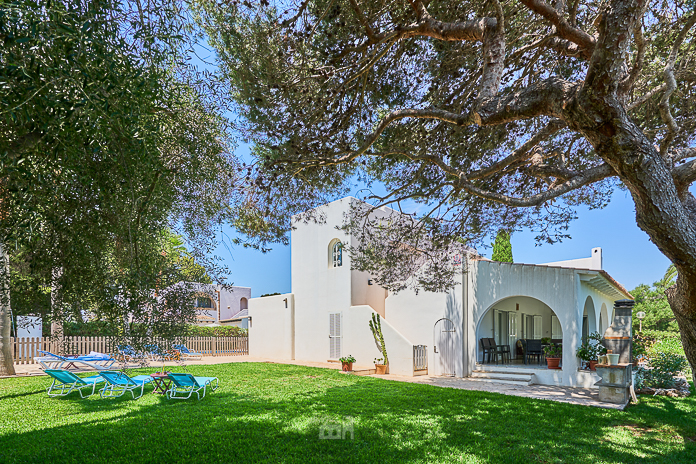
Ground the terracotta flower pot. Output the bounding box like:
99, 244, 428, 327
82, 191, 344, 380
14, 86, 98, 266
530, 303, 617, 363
341, 362, 353, 372
589, 360, 598, 371
375, 364, 387, 375
546, 357, 561, 369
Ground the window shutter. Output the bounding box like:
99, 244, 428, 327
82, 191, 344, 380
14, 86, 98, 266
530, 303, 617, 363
329, 313, 342, 359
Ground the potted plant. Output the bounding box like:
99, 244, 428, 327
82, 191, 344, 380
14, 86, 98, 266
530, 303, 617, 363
369, 314, 389, 374
575, 332, 607, 371
374, 357, 387, 375
543, 343, 562, 369
339, 355, 356, 372
540, 337, 552, 345
576, 343, 593, 370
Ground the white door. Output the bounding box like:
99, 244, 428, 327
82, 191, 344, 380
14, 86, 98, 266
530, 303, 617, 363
433, 318, 456, 376
329, 313, 342, 359
533, 316, 542, 339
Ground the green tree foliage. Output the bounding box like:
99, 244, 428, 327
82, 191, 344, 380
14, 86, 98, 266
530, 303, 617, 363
491, 230, 513, 263
162, 231, 213, 284
192, 0, 696, 299
0, 0, 241, 361
631, 265, 679, 334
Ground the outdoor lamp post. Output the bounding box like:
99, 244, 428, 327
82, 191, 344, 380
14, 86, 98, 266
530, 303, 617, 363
636, 311, 646, 332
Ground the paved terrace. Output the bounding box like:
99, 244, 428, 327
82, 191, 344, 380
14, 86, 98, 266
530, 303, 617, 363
7, 355, 625, 410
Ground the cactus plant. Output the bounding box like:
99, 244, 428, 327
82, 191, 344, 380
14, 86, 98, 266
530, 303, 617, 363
369, 313, 388, 366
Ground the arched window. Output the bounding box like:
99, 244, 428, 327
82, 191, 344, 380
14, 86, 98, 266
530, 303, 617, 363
329, 239, 343, 268
240, 297, 248, 310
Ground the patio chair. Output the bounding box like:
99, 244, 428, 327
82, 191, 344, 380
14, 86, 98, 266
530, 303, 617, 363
117, 345, 139, 362
144, 344, 164, 361
72, 351, 116, 368
479, 338, 494, 364
166, 373, 219, 400
479, 339, 507, 364
486, 338, 511, 364
524, 339, 543, 365
34, 351, 67, 370
45, 369, 105, 398
36, 350, 110, 371
172, 344, 203, 360
98, 370, 153, 399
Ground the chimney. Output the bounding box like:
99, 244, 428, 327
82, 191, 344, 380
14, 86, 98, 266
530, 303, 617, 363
603, 299, 634, 363
591, 247, 602, 270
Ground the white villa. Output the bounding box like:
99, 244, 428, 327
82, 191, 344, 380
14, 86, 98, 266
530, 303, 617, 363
248, 197, 632, 387
189, 283, 251, 328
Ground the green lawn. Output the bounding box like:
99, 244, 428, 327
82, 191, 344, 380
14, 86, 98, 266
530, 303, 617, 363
0, 363, 694, 463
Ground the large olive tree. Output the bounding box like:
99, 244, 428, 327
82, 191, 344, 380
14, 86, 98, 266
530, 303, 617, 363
0, 0, 241, 374
196, 0, 696, 380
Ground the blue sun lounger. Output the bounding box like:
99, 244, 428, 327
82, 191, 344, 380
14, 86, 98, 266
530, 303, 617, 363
98, 370, 153, 399
166, 373, 219, 400
172, 344, 203, 360
35, 350, 113, 370
45, 369, 105, 398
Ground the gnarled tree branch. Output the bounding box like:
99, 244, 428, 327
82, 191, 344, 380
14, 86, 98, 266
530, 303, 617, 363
520, 0, 595, 59
457, 163, 614, 207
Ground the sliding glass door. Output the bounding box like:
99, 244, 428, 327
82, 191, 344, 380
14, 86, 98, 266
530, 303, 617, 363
493, 310, 518, 359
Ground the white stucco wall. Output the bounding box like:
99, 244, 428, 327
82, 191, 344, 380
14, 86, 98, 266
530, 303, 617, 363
17, 316, 42, 338
351, 270, 388, 317
291, 198, 355, 362
343, 306, 415, 376
384, 284, 465, 377
541, 247, 603, 270
248, 294, 294, 360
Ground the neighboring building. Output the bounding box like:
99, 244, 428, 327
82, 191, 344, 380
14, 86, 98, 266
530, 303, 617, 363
248, 197, 632, 387
223, 309, 249, 329
188, 283, 251, 327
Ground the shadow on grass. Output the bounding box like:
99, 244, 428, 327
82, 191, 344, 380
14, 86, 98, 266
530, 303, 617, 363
0, 363, 695, 464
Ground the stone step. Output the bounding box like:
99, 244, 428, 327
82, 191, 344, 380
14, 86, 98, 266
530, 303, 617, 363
475, 364, 544, 375
467, 372, 532, 386
468, 377, 533, 386
471, 371, 533, 382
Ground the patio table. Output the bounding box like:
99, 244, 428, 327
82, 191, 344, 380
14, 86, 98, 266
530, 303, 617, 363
150, 372, 173, 395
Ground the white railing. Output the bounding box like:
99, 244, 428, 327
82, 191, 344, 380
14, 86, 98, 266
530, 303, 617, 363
10, 336, 249, 365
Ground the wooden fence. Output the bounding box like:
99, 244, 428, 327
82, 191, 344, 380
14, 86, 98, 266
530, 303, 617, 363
10, 336, 249, 365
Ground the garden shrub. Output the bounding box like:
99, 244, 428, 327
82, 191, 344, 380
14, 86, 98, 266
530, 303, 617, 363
636, 352, 688, 389
187, 325, 247, 337
634, 330, 684, 360
652, 337, 684, 357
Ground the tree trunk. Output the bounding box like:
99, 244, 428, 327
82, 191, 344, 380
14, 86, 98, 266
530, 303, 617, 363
50, 267, 64, 353
666, 274, 696, 385
0, 241, 16, 376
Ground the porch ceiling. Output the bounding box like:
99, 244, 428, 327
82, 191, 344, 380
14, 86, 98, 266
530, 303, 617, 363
579, 272, 628, 301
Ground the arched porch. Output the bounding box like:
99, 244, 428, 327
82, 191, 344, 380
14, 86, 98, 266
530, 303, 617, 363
475, 296, 564, 367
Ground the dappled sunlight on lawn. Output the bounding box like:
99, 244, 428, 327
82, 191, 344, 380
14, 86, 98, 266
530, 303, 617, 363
0, 363, 695, 463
